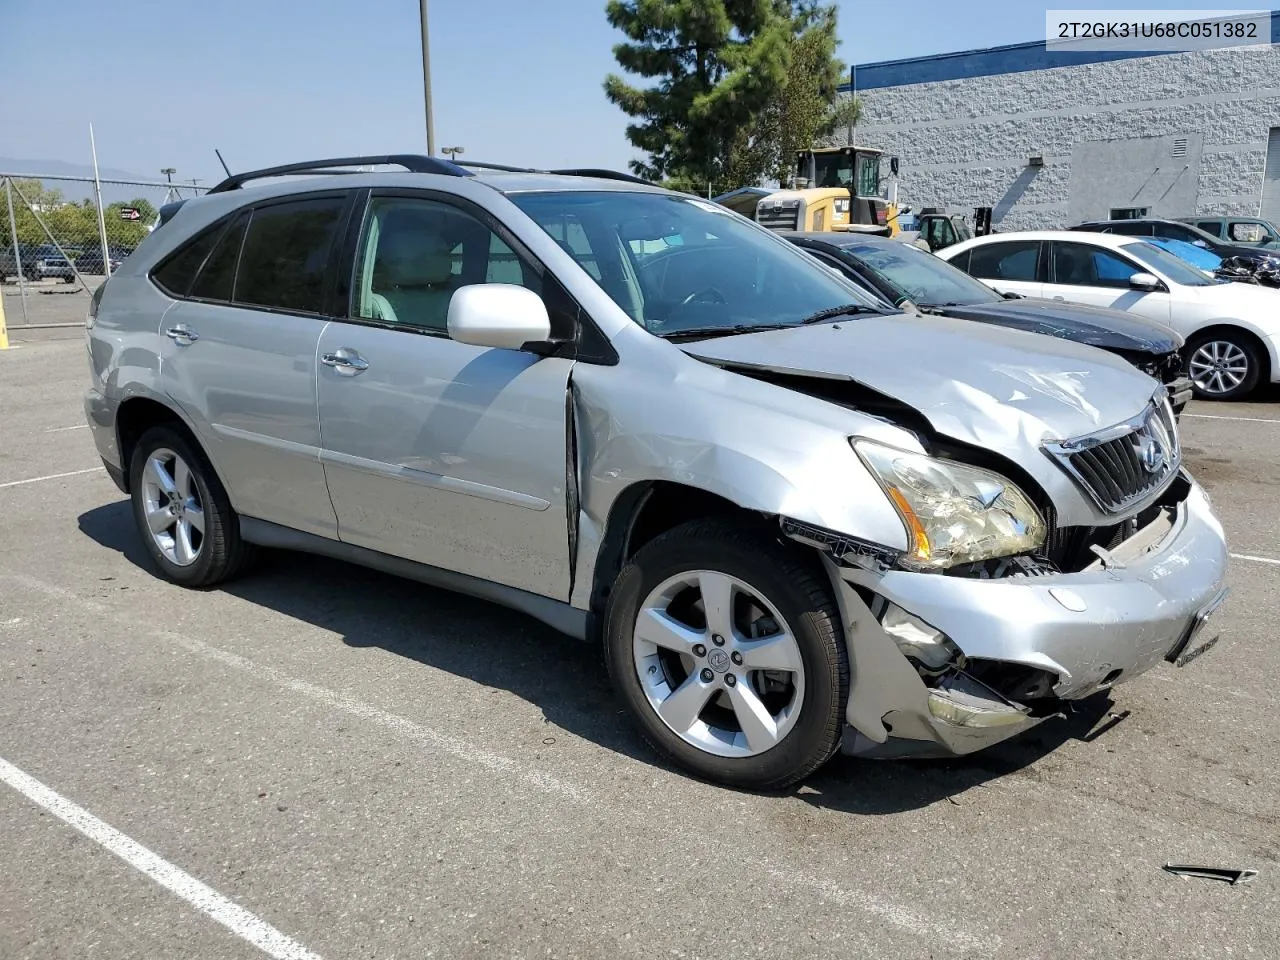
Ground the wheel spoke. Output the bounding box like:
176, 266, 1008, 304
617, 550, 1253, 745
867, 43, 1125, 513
657, 673, 715, 733
174, 519, 195, 564
145, 503, 175, 535
146, 456, 177, 496
173, 457, 192, 499
738, 631, 802, 673
184, 503, 206, 535
697, 571, 736, 640
727, 680, 780, 753
635, 607, 702, 655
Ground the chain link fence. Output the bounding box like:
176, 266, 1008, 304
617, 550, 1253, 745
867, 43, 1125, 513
1, 173, 207, 330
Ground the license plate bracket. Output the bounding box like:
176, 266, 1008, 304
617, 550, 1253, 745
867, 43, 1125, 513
1165, 587, 1230, 667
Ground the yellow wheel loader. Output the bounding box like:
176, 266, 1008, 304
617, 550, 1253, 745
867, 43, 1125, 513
754, 146, 899, 236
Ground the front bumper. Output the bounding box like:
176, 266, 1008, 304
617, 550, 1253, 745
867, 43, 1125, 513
828, 478, 1229, 758
1166, 375, 1194, 416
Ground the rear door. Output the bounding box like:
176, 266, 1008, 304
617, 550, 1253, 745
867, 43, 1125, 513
157, 192, 355, 538
1044, 239, 1172, 322
963, 239, 1044, 298
315, 189, 574, 600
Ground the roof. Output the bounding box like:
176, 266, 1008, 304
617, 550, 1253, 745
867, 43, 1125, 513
783, 231, 899, 248
840, 10, 1280, 91
942, 230, 1146, 255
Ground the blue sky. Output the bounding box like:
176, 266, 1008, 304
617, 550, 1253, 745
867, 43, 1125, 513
0, 0, 1253, 185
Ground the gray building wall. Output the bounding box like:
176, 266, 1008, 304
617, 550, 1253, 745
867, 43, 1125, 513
839, 45, 1280, 230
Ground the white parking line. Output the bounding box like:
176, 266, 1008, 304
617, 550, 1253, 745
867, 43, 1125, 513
0, 756, 324, 960
45, 423, 88, 432
0, 467, 100, 490
1184, 413, 1280, 424
1232, 552, 1280, 566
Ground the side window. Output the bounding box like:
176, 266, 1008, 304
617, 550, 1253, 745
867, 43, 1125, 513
232, 196, 347, 314
351, 196, 541, 333
967, 241, 1041, 281
1229, 221, 1265, 243
1196, 220, 1221, 236
189, 212, 248, 302
152, 222, 223, 297
1052, 242, 1140, 288
1163, 224, 1202, 243
948, 248, 972, 273
1107, 221, 1152, 236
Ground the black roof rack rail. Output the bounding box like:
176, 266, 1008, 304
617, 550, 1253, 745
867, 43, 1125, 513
549, 168, 652, 186
458, 161, 652, 186
207, 154, 472, 194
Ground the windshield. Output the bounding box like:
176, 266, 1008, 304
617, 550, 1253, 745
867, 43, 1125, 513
509, 190, 888, 337
1123, 240, 1217, 286
844, 239, 998, 306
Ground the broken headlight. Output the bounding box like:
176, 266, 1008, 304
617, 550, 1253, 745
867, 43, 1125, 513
852, 440, 1046, 570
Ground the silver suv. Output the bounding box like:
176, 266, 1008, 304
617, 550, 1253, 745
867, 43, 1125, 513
84, 155, 1230, 789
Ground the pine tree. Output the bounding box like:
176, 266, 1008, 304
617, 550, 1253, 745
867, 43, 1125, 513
603, 0, 794, 190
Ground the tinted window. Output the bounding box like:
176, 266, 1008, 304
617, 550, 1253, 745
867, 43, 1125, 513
190, 213, 248, 302
153, 224, 223, 297
233, 196, 347, 314
1105, 221, 1152, 236
351, 196, 541, 333
1122, 241, 1215, 286
1196, 220, 1221, 235
967, 241, 1041, 281
1052, 242, 1141, 288
1159, 223, 1202, 243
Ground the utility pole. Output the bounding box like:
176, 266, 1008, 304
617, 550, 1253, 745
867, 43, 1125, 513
419, 0, 436, 156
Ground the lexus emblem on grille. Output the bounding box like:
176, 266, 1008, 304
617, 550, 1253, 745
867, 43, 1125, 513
1133, 432, 1165, 474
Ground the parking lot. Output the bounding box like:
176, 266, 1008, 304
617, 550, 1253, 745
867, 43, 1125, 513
1, 333, 1277, 959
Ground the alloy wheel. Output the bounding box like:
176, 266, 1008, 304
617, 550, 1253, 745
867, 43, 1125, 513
1189, 340, 1249, 396
140, 448, 205, 566
632, 570, 805, 759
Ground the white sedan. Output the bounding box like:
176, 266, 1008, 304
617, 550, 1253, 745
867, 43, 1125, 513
939, 230, 1280, 400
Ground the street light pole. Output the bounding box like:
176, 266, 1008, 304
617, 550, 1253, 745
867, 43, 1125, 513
419, 0, 436, 156
443, 146, 464, 162
161, 167, 175, 184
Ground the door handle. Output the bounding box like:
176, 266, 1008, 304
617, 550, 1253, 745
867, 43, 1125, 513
320, 349, 369, 376
165, 325, 199, 345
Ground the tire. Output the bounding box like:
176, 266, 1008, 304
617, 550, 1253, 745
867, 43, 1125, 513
603, 517, 849, 790
128, 424, 255, 587
1186, 331, 1263, 401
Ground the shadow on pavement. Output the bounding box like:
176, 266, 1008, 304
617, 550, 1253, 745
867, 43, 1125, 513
79, 499, 1117, 813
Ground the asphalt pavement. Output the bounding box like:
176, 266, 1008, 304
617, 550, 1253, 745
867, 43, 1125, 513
1, 337, 1277, 960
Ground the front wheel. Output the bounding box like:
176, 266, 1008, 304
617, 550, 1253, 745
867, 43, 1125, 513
1187, 332, 1262, 400
603, 518, 849, 790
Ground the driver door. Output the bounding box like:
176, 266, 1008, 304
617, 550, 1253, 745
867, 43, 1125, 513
315, 191, 575, 600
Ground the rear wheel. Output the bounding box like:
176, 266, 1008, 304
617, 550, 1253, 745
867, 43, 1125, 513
128, 425, 254, 587
604, 518, 848, 790
1187, 332, 1262, 400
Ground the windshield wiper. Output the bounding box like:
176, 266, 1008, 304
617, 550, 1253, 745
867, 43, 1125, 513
798, 303, 884, 324
659, 323, 793, 341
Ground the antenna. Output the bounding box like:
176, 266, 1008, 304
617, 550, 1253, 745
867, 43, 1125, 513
215, 149, 232, 178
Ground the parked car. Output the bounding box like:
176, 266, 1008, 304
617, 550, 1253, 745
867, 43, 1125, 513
84, 155, 1230, 789
712, 186, 773, 221
1070, 218, 1280, 273
785, 232, 1193, 414
1181, 215, 1280, 248
940, 230, 1280, 400
0, 243, 76, 282
75, 247, 129, 275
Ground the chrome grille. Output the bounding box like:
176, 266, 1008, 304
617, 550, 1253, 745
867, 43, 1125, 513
1043, 397, 1180, 513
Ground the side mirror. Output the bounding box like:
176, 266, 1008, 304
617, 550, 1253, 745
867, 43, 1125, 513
447, 284, 552, 350
1128, 272, 1162, 292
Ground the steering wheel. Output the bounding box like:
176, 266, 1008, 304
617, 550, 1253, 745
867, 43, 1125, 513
681, 286, 728, 306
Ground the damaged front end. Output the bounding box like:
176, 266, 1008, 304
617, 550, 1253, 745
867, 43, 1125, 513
783, 457, 1230, 760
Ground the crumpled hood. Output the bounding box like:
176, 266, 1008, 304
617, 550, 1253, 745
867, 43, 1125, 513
682, 312, 1160, 457
940, 298, 1182, 354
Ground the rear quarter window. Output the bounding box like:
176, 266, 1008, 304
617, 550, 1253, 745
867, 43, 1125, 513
152, 223, 224, 297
